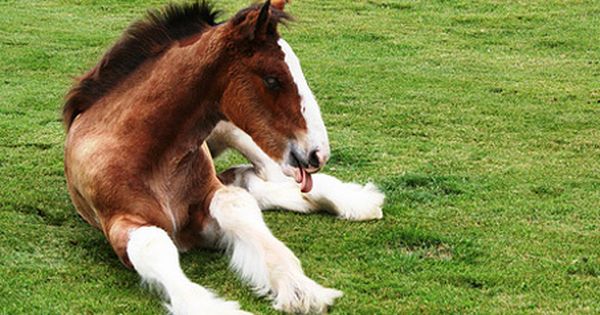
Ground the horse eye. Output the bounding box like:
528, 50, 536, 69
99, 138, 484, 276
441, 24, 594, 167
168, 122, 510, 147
263, 76, 281, 91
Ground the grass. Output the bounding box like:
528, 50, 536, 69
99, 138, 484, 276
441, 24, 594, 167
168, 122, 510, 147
1, 0, 599, 313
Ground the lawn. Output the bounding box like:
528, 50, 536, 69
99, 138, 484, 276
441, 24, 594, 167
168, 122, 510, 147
1, 0, 599, 313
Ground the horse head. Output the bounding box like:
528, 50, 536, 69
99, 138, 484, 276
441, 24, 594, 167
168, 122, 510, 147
219, 0, 328, 192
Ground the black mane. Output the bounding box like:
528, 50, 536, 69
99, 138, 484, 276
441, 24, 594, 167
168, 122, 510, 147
63, 1, 221, 129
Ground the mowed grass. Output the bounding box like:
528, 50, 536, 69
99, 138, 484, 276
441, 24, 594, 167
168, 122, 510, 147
1, 0, 599, 313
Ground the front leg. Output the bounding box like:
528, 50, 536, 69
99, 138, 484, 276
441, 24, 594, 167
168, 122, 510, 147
123, 224, 250, 315
208, 186, 342, 314
208, 121, 287, 182
209, 121, 384, 220
306, 173, 384, 221
221, 165, 384, 221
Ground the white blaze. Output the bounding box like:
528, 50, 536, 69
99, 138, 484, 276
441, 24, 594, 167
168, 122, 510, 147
277, 38, 330, 157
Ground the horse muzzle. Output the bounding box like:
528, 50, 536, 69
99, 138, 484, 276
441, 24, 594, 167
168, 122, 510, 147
282, 143, 330, 193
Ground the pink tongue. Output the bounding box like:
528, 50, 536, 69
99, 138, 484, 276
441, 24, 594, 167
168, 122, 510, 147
300, 168, 313, 193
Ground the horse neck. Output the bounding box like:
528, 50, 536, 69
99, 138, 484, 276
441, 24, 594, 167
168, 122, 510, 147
117, 27, 228, 156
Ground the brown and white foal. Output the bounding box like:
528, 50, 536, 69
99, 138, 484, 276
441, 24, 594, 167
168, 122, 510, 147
63, 1, 340, 314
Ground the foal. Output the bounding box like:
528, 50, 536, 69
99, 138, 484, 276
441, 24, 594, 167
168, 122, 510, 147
63, 1, 340, 314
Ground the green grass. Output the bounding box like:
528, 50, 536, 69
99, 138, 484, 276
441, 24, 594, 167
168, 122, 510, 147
1, 0, 599, 313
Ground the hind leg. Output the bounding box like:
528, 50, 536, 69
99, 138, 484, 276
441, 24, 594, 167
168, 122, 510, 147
107, 216, 250, 315
208, 186, 342, 314
220, 165, 384, 221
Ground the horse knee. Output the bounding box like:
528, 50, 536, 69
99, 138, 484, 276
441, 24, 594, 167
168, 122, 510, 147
209, 186, 264, 232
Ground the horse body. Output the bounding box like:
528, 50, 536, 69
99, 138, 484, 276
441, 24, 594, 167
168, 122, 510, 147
64, 2, 341, 314
65, 25, 225, 257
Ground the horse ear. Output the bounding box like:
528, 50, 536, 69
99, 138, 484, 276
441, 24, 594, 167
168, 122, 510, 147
272, 0, 289, 11
231, 0, 273, 42
254, 0, 271, 38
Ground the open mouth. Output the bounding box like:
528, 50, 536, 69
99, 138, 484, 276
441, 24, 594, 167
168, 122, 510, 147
290, 153, 313, 193
297, 166, 313, 193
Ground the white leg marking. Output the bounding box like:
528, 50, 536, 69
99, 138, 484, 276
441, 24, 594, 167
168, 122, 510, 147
228, 165, 317, 213
208, 121, 287, 182
210, 187, 342, 314
307, 174, 385, 221
127, 226, 251, 315
224, 165, 384, 220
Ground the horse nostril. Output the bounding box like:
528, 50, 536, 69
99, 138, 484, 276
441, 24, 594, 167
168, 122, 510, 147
308, 150, 321, 168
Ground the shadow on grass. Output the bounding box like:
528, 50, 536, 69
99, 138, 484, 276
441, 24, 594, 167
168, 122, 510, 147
5, 201, 74, 227
567, 256, 600, 277
372, 222, 482, 265
379, 172, 472, 204
0, 143, 53, 150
